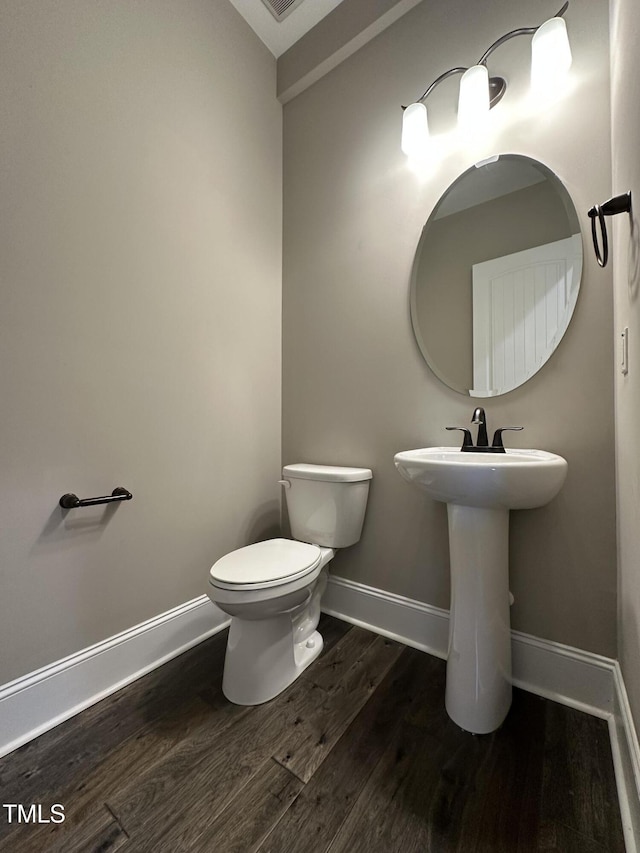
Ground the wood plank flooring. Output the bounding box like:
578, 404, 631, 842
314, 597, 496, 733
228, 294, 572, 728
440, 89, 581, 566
0, 616, 626, 852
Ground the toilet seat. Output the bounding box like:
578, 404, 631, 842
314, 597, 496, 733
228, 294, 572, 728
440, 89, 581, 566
209, 538, 322, 591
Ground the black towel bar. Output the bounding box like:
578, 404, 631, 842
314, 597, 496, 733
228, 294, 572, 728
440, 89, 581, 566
59, 487, 133, 509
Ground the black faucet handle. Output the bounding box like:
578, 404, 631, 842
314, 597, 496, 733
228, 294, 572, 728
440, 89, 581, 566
446, 426, 474, 450
492, 427, 524, 450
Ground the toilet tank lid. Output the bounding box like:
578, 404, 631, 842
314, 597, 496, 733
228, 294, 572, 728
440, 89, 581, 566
283, 463, 372, 482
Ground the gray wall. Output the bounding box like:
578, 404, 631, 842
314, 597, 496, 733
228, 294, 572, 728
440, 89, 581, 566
0, 0, 282, 684
283, 0, 617, 655
611, 0, 640, 729
277, 0, 423, 102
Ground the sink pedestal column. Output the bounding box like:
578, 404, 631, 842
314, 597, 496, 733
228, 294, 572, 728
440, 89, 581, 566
445, 504, 512, 734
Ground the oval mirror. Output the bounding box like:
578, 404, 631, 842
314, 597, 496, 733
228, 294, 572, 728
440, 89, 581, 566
410, 155, 582, 397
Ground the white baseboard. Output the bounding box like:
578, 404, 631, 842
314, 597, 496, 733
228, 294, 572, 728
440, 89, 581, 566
323, 574, 640, 849
610, 664, 640, 852
322, 575, 615, 714
322, 574, 450, 660
0, 595, 229, 760
1, 577, 638, 850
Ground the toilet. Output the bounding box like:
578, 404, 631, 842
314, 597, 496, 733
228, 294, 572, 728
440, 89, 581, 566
207, 463, 372, 705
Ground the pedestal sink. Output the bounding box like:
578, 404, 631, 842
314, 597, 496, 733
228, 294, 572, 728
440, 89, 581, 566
394, 447, 568, 734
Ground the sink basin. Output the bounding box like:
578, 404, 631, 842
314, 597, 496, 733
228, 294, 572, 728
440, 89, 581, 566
394, 446, 567, 509
394, 444, 568, 734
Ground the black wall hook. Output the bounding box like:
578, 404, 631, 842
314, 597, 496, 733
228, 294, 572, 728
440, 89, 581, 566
587, 191, 632, 268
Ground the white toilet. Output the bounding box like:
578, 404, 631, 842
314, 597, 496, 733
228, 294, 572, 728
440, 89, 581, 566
207, 463, 372, 705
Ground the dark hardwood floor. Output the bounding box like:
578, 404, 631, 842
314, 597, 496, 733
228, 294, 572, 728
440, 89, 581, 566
0, 616, 626, 852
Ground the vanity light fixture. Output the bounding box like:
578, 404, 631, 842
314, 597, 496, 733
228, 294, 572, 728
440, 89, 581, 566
401, 1, 572, 158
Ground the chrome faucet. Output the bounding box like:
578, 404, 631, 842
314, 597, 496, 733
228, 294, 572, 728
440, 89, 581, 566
447, 408, 523, 453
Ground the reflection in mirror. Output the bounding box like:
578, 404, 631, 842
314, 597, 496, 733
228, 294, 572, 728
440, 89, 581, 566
410, 155, 582, 397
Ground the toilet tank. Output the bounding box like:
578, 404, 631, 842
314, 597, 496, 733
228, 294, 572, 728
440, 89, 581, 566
282, 463, 373, 548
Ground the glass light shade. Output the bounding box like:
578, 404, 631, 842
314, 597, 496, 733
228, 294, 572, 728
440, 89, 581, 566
531, 17, 572, 94
457, 65, 490, 133
401, 102, 429, 157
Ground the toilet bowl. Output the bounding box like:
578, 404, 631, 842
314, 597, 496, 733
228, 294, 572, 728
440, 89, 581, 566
207, 463, 372, 705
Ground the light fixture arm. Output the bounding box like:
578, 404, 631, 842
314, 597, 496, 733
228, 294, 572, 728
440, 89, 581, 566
406, 1, 569, 107
476, 1, 568, 66
416, 67, 468, 104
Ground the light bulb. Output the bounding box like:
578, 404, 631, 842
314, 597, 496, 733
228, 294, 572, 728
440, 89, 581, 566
401, 102, 429, 158
458, 65, 490, 134
531, 17, 572, 96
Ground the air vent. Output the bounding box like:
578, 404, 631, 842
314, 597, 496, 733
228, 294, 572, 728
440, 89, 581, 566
260, 0, 306, 22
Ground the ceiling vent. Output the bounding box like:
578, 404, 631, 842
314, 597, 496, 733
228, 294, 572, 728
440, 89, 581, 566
260, 0, 306, 22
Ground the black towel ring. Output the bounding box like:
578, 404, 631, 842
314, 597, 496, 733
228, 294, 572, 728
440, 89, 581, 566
589, 204, 608, 268
587, 191, 632, 269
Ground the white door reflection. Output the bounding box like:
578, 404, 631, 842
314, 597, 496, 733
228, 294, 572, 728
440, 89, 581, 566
471, 234, 581, 397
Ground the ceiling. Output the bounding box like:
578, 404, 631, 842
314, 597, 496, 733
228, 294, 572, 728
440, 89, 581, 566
227, 0, 346, 57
